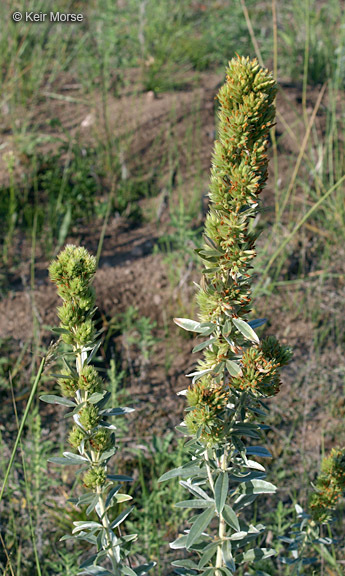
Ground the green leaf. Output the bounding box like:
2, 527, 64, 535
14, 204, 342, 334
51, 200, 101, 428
100, 407, 134, 416
193, 337, 217, 353
248, 318, 267, 329
40, 394, 76, 407
180, 480, 212, 501
121, 566, 137, 576
110, 506, 133, 529
99, 447, 117, 462
78, 567, 113, 576
245, 446, 272, 458
174, 318, 201, 332
222, 504, 240, 531
72, 521, 103, 534
235, 548, 276, 563
232, 318, 260, 344
186, 507, 214, 548
49, 452, 88, 466
170, 534, 188, 549
158, 464, 203, 483
88, 391, 106, 404
226, 360, 242, 377
175, 499, 214, 509
198, 545, 217, 568
132, 562, 156, 575
240, 479, 277, 495
107, 474, 133, 482
222, 540, 236, 571
172, 560, 199, 570
215, 472, 228, 514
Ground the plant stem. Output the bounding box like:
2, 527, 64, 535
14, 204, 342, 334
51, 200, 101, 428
96, 485, 120, 576
216, 450, 227, 572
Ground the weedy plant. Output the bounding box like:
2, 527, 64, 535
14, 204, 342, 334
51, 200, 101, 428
159, 56, 292, 574
41, 245, 154, 576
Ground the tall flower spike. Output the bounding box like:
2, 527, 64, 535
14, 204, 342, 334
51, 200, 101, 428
42, 245, 154, 576
160, 56, 292, 574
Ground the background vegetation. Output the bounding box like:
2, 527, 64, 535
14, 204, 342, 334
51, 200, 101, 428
1, 0, 345, 574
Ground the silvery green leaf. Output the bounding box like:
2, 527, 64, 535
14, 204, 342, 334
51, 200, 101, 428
105, 485, 121, 508
235, 548, 276, 562
226, 360, 242, 377
99, 447, 117, 462
159, 464, 203, 482
132, 561, 156, 574
63, 452, 88, 461
107, 474, 133, 482
245, 446, 272, 458
121, 566, 137, 576
40, 394, 76, 407
186, 506, 214, 548
78, 567, 113, 575
229, 530, 248, 541
185, 368, 213, 382
174, 318, 201, 332
110, 506, 133, 529
86, 495, 98, 516
232, 317, 260, 344
180, 480, 212, 501
88, 391, 107, 404
233, 494, 257, 512
49, 454, 88, 466
248, 318, 267, 329
100, 407, 134, 416
245, 459, 266, 472
192, 337, 217, 353
240, 479, 276, 494
222, 540, 236, 571
215, 471, 228, 514
198, 544, 217, 568
72, 521, 102, 534
175, 499, 214, 509
172, 560, 199, 570
223, 504, 240, 531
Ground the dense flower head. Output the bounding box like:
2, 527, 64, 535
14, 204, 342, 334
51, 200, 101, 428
79, 403, 100, 430
78, 365, 103, 394
90, 429, 113, 453
69, 426, 86, 448
59, 374, 79, 397
50, 245, 97, 348
181, 57, 292, 448
83, 466, 107, 489
309, 447, 345, 522
185, 379, 228, 445
49, 245, 96, 300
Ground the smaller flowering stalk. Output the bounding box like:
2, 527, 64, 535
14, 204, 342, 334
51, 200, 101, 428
309, 447, 345, 523
41, 245, 153, 576
280, 450, 345, 570
160, 57, 292, 574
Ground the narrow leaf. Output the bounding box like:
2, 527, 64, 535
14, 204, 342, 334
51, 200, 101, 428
186, 507, 214, 548
232, 317, 260, 344
40, 394, 76, 407
215, 472, 228, 514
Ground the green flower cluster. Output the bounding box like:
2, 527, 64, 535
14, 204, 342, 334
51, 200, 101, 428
183, 57, 291, 446
49, 245, 110, 489
49, 245, 96, 347
185, 379, 228, 444
309, 447, 345, 522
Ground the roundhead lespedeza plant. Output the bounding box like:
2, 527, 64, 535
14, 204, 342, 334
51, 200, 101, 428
159, 56, 292, 574
41, 245, 154, 576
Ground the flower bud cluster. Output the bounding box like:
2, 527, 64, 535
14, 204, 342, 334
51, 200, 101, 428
50, 245, 111, 489
49, 245, 96, 347
309, 447, 345, 522
185, 379, 228, 444
183, 57, 291, 447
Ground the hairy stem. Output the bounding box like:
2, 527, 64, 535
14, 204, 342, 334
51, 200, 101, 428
96, 485, 120, 576
216, 450, 227, 572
